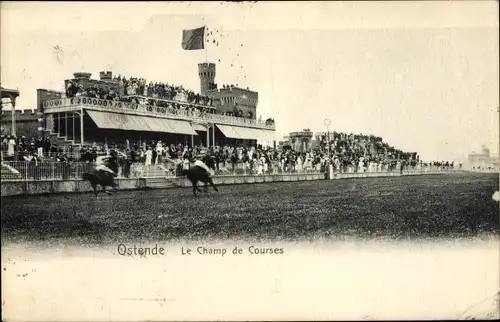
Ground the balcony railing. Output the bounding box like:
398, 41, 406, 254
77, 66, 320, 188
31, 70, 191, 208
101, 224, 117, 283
43, 97, 276, 130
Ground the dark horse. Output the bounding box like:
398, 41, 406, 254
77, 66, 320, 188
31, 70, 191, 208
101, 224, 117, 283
82, 155, 120, 197
82, 169, 119, 197
182, 156, 219, 197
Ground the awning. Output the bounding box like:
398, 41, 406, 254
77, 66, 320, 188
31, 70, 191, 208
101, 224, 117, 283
216, 124, 276, 141
192, 123, 208, 131
87, 110, 148, 131
143, 117, 171, 132
167, 119, 198, 135
86, 110, 197, 135
233, 127, 275, 141
232, 126, 255, 139
216, 124, 244, 139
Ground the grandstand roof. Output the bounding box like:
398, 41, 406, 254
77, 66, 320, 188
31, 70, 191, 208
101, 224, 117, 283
1, 87, 20, 99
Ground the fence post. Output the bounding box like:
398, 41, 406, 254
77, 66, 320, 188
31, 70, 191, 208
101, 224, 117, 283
52, 162, 55, 180
24, 162, 28, 180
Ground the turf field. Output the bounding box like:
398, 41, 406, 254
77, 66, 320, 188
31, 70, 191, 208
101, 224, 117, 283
1, 172, 498, 244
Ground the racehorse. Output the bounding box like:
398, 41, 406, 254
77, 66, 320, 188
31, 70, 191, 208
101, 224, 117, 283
82, 152, 121, 197
182, 156, 219, 197
82, 168, 119, 197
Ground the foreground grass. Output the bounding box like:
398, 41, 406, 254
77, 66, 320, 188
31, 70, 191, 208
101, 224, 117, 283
1, 173, 499, 244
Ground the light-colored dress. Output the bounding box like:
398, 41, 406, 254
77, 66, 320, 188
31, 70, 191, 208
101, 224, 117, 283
7, 139, 15, 156
297, 156, 303, 172
156, 144, 164, 164
257, 157, 265, 175
145, 150, 152, 165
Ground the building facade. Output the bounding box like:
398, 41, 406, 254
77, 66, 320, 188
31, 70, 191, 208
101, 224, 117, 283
278, 129, 314, 152
35, 63, 275, 148
0, 109, 40, 138
199, 63, 259, 120
468, 145, 499, 171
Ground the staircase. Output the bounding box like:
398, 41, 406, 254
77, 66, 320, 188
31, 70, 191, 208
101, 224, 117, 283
129, 164, 179, 189
1, 162, 22, 180
145, 177, 169, 188
143, 164, 168, 178
129, 164, 170, 178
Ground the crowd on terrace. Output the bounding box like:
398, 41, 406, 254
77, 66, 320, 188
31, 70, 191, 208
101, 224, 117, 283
64, 73, 264, 120
1, 131, 457, 178
66, 75, 213, 106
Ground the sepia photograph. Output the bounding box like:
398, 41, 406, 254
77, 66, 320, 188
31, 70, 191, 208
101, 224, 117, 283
1, 1, 499, 320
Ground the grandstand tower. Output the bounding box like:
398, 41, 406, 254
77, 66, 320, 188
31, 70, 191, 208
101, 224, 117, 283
198, 63, 216, 96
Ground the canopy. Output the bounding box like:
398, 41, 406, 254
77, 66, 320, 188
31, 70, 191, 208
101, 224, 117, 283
86, 110, 197, 135
216, 124, 275, 141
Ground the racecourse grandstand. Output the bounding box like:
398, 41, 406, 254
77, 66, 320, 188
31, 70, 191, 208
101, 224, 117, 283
1, 63, 456, 181
34, 64, 276, 150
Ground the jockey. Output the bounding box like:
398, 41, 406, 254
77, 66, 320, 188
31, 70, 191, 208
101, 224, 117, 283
94, 150, 118, 177
193, 151, 215, 177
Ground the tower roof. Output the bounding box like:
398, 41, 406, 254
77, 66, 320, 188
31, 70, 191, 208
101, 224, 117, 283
1, 87, 20, 99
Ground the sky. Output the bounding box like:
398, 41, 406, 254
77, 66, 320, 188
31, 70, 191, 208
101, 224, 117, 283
1, 1, 498, 161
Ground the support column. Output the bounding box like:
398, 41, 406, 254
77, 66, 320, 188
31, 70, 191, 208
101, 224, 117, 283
191, 135, 194, 147
212, 123, 215, 147
206, 126, 210, 148
45, 113, 54, 133
80, 108, 84, 146
65, 112, 68, 138
72, 113, 75, 142
10, 96, 16, 137
57, 113, 61, 136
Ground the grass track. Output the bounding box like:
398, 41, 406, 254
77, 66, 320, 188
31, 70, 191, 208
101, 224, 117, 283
1, 172, 498, 244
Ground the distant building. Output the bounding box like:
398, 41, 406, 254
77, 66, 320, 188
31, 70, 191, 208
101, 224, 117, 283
1, 109, 40, 138
468, 145, 499, 171
278, 129, 314, 152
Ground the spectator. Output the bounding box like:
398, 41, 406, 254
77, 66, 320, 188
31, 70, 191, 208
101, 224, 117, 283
7, 135, 16, 159
145, 147, 153, 165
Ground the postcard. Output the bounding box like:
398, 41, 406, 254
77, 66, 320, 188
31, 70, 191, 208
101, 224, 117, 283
1, 1, 499, 320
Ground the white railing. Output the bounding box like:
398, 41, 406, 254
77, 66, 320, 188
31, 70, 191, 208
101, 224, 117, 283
329, 164, 457, 174
0, 160, 323, 181
43, 97, 276, 130
1, 161, 94, 181
1, 160, 461, 182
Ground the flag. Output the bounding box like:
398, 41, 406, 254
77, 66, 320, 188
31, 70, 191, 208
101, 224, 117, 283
181, 27, 205, 50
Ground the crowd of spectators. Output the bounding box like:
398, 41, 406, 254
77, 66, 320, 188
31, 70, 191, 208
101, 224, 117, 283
0, 134, 93, 165
2, 132, 457, 170
65, 74, 214, 107
66, 136, 456, 177
2, 130, 459, 180
2, 135, 52, 161
317, 132, 419, 171
64, 74, 267, 121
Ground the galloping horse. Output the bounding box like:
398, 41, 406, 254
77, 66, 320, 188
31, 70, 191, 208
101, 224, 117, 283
182, 155, 219, 197
82, 153, 121, 197
82, 169, 119, 196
